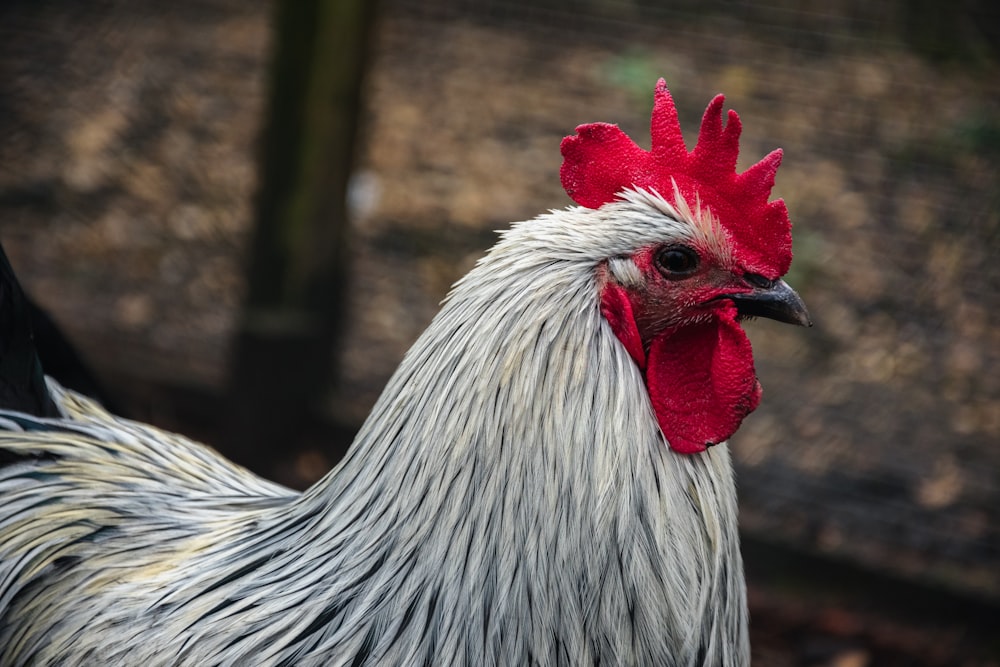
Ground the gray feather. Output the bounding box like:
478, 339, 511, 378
0, 190, 749, 666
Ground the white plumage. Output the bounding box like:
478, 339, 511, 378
0, 194, 750, 665
0, 77, 811, 665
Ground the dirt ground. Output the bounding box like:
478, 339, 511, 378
1, 0, 998, 664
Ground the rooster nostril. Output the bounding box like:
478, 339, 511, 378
744, 273, 775, 289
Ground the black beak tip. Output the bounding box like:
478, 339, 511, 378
730, 280, 812, 328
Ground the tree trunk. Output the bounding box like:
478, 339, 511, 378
224, 0, 378, 476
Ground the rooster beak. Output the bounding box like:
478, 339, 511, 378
729, 279, 812, 327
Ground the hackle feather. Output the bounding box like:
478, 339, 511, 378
0, 192, 749, 666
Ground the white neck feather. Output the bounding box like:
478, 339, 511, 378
287, 201, 749, 665
1, 196, 750, 666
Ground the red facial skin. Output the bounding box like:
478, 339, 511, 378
561, 80, 793, 281
561, 79, 794, 453
600, 243, 762, 454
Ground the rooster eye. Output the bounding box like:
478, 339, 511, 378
655, 245, 700, 278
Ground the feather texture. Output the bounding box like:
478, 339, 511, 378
0, 191, 749, 666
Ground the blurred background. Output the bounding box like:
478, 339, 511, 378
1, 0, 998, 664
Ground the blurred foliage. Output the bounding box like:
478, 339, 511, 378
602, 49, 663, 109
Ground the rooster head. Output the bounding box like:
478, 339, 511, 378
560, 79, 810, 454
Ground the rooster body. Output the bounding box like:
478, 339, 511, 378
0, 82, 807, 666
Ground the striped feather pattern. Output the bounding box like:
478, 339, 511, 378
0, 190, 749, 666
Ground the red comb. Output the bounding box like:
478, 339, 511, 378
560, 79, 792, 277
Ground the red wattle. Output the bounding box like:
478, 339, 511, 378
600, 285, 646, 370
645, 307, 761, 454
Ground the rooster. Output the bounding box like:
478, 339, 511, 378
0, 80, 808, 666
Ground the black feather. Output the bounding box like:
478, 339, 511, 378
0, 240, 59, 418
